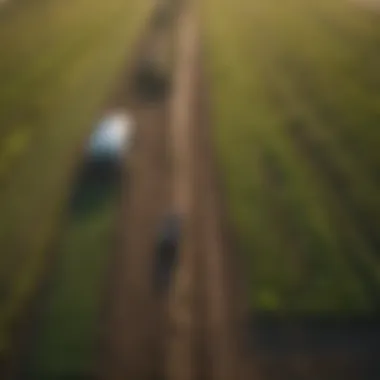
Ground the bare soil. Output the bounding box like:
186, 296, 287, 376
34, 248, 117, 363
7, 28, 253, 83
100, 1, 255, 380
163, 3, 256, 380
97, 27, 171, 380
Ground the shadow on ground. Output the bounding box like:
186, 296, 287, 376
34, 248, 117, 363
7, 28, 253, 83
69, 161, 123, 217
247, 313, 380, 380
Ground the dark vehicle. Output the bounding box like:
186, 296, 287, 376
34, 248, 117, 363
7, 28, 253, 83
70, 111, 135, 213
153, 213, 182, 293
135, 58, 169, 101
135, 25, 173, 101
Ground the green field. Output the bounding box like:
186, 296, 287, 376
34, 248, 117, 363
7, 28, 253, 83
27, 178, 120, 379
0, 0, 149, 354
201, 0, 380, 313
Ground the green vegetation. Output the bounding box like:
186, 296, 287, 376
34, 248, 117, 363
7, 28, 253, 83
0, 0, 150, 353
201, 0, 380, 313
27, 179, 119, 379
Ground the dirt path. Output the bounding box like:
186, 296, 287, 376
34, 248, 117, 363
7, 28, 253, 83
99, 1, 256, 379
98, 9, 172, 380
91, 0, 256, 379
164, 2, 256, 380
164, 4, 199, 380
101, 102, 169, 380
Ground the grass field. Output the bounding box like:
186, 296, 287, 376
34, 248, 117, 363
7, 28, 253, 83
0, 0, 150, 354
26, 177, 120, 379
201, 0, 380, 313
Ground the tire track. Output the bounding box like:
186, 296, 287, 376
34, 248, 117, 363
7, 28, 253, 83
165, 2, 256, 379
165, 4, 198, 380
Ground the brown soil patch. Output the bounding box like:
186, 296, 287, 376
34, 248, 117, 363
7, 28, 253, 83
97, 14, 172, 380
164, 3, 256, 380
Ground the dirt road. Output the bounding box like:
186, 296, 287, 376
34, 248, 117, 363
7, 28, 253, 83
100, 0, 255, 379
98, 31, 171, 380
164, 2, 255, 380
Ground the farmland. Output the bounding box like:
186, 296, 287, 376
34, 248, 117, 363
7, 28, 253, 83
0, 0, 150, 357
201, 0, 380, 313
1, 0, 380, 378
26, 177, 120, 379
